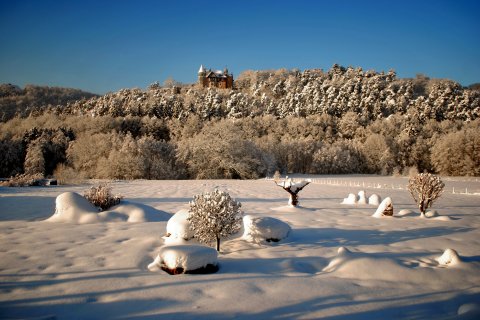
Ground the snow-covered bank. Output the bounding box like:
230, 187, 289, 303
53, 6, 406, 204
1, 177, 479, 319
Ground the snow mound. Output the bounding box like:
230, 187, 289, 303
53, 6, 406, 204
397, 209, 416, 217
341, 192, 380, 205
47, 192, 168, 223
436, 248, 461, 267
242, 215, 291, 243
372, 197, 393, 218
357, 190, 367, 204
166, 209, 194, 240
148, 244, 218, 274
341, 193, 357, 205
323, 247, 352, 272
100, 201, 170, 222
323, 247, 412, 282
368, 194, 381, 206
425, 210, 439, 218
47, 192, 100, 224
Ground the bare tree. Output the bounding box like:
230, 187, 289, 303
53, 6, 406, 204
276, 177, 311, 207
408, 173, 445, 216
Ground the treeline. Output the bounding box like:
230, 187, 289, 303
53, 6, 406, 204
0, 64, 479, 180
1, 113, 479, 180
0, 84, 98, 121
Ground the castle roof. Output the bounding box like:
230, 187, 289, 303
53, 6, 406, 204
198, 65, 206, 73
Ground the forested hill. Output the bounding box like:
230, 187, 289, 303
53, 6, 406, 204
0, 84, 98, 121
62, 65, 479, 122
1, 65, 479, 180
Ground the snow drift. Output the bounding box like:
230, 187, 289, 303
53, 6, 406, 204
47, 192, 169, 223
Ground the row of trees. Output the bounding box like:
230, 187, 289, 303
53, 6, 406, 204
1, 113, 478, 180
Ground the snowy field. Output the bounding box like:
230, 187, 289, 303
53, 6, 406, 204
1, 176, 480, 319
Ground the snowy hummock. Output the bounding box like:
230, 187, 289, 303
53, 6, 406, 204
341, 193, 357, 204
357, 190, 367, 204
341, 191, 380, 205
47, 192, 100, 224
166, 209, 194, 240
148, 244, 218, 272
368, 193, 381, 206
47, 192, 169, 223
436, 248, 462, 266
242, 215, 291, 243
397, 208, 416, 217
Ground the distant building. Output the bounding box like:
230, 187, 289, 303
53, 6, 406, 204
198, 65, 233, 89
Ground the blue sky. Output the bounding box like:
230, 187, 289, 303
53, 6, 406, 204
0, 0, 479, 94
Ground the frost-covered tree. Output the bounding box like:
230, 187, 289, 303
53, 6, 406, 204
275, 177, 311, 207
24, 141, 45, 176
188, 189, 243, 251
408, 173, 445, 216
431, 128, 480, 176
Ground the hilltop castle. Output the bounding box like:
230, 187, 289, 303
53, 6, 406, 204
198, 65, 233, 89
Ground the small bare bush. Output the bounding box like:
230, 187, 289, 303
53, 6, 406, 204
83, 183, 122, 211
408, 173, 445, 216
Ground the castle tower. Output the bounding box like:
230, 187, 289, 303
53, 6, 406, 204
198, 64, 206, 86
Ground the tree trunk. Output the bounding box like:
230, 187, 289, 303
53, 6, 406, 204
216, 236, 221, 252
288, 192, 299, 207
419, 201, 425, 216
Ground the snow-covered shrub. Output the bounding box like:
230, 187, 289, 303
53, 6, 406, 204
187, 189, 243, 251
0, 173, 44, 187
166, 209, 194, 240
148, 244, 218, 275
83, 183, 122, 211
408, 173, 444, 216
372, 197, 393, 217
242, 215, 291, 243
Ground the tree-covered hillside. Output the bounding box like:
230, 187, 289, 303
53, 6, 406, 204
0, 84, 98, 121
1, 65, 479, 180
63, 65, 479, 122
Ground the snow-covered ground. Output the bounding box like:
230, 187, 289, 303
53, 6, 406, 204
1, 176, 479, 319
